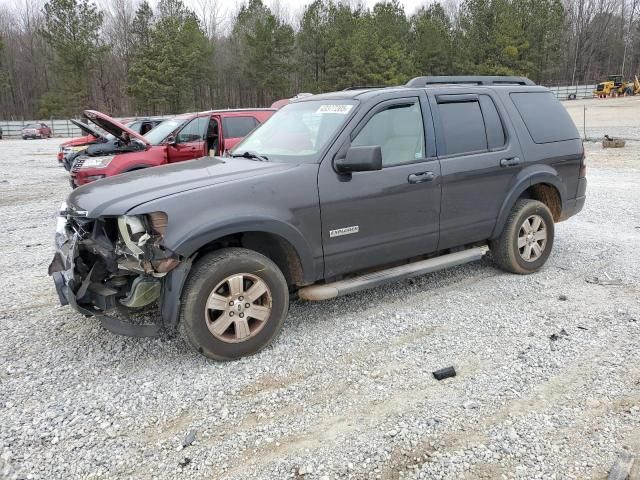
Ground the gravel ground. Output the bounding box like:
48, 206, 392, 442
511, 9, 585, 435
1, 128, 639, 480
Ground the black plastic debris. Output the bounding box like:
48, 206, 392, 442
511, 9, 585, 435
558, 294, 568, 301
433, 366, 456, 380
179, 457, 191, 468
550, 328, 569, 341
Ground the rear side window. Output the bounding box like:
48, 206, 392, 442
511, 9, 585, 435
438, 101, 487, 156
478, 95, 505, 149
223, 116, 259, 138
510, 92, 579, 144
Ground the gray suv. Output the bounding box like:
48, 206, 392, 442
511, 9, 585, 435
49, 76, 587, 360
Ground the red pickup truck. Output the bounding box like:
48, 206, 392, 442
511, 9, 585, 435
70, 109, 274, 187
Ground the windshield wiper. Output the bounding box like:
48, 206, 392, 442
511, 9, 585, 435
231, 151, 269, 162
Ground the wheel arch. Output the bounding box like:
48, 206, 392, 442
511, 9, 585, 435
170, 219, 317, 286
159, 224, 313, 329
490, 169, 566, 239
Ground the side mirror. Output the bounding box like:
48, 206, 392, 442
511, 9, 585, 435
165, 135, 177, 145
335, 145, 383, 174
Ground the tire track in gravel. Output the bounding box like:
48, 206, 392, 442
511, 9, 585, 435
217, 269, 637, 479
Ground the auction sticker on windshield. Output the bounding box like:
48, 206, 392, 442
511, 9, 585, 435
316, 104, 353, 114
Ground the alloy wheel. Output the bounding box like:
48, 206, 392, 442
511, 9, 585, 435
204, 273, 272, 343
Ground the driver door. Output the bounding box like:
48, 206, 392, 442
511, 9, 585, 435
318, 97, 441, 278
167, 116, 209, 163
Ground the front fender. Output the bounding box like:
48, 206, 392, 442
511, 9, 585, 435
490, 166, 567, 239
170, 217, 317, 284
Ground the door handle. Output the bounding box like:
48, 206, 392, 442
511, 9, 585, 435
500, 157, 521, 167
408, 171, 436, 184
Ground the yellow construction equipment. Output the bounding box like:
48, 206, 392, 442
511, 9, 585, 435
593, 75, 640, 97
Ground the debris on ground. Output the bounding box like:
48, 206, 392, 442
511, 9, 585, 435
432, 366, 456, 380
603, 135, 626, 148
586, 276, 623, 286
550, 328, 570, 341
607, 451, 635, 480
178, 457, 192, 468
182, 429, 196, 448
559, 294, 568, 301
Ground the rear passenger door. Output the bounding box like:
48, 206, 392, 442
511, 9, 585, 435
431, 91, 524, 249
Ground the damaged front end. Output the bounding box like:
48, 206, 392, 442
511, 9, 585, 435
48, 204, 181, 336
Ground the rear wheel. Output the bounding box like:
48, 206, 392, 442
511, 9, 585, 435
490, 199, 555, 274
179, 247, 289, 360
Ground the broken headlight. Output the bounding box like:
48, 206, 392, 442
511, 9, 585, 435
117, 213, 169, 255
116, 212, 178, 275
80, 155, 115, 169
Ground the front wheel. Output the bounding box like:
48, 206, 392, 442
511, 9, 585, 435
490, 199, 555, 274
179, 248, 289, 360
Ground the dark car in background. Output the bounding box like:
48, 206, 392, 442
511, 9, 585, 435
22, 123, 52, 139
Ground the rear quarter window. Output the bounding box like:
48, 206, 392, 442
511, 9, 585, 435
510, 92, 579, 144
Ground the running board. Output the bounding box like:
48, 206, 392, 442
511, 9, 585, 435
298, 246, 489, 301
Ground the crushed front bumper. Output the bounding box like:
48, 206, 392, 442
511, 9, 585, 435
48, 213, 164, 337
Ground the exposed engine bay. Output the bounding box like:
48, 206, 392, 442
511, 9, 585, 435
64, 138, 146, 171
48, 204, 181, 333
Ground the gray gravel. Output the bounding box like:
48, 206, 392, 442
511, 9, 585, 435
1, 134, 639, 480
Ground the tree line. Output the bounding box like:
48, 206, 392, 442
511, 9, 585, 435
0, 0, 639, 119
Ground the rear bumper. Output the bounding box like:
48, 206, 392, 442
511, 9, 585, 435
559, 177, 587, 221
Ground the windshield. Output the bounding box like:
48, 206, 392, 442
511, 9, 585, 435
144, 118, 187, 145
231, 100, 358, 163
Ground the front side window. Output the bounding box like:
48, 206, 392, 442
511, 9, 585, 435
222, 116, 258, 138
231, 100, 358, 163
351, 102, 425, 167
176, 116, 209, 143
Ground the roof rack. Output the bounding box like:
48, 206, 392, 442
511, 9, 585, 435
342, 85, 385, 91
406, 76, 535, 87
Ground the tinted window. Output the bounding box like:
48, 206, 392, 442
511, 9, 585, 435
352, 102, 424, 167
478, 95, 505, 149
223, 116, 258, 138
176, 116, 209, 143
438, 101, 487, 155
511, 92, 579, 144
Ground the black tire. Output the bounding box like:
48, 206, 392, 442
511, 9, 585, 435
489, 199, 555, 274
179, 247, 289, 360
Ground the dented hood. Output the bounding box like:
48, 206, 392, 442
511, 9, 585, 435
83, 110, 150, 147
70, 119, 104, 140
67, 156, 296, 217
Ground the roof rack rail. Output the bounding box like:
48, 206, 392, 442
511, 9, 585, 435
342, 85, 385, 91
406, 76, 535, 87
